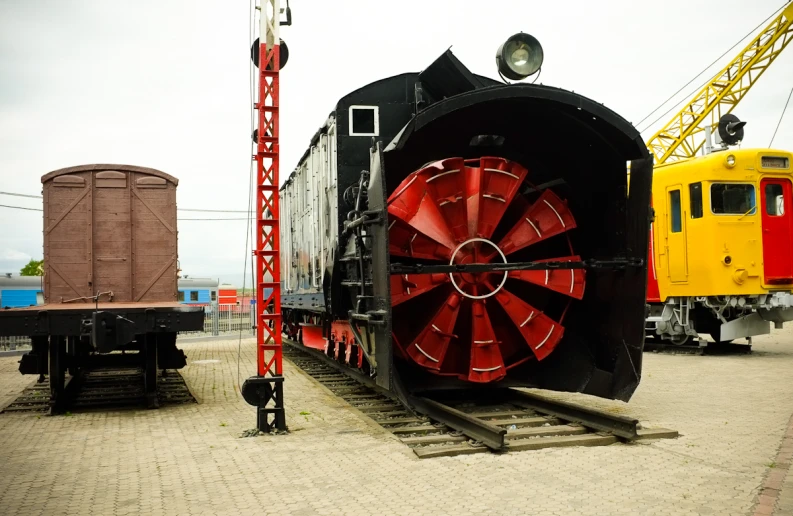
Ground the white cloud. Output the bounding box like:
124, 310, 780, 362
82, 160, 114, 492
1, 249, 30, 261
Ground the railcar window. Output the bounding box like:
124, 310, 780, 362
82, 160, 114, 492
670, 190, 682, 233
765, 184, 785, 216
349, 106, 379, 136
177, 291, 185, 302
190, 291, 199, 302
689, 182, 703, 219
710, 183, 756, 215
211, 290, 217, 301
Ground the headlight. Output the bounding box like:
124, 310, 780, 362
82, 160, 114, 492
496, 33, 543, 81
726, 154, 736, 168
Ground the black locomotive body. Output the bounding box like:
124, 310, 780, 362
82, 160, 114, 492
280, 48, 653, 404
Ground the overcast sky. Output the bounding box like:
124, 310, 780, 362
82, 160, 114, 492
1, 0, 792, 288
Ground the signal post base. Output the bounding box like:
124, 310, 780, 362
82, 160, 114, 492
241, 375, 287, 433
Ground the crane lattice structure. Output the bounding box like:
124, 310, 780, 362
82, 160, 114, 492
646, 2, 793, 165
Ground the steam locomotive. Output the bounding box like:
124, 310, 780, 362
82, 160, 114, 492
279, 33, 653, 403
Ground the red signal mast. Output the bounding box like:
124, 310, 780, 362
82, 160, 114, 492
242, 0, 291, 433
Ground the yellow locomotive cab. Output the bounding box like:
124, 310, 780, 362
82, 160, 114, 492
642, 148, 793, 344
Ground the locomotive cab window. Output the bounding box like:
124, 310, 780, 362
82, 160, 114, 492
689, 182, 703, 219
711, 183, 756, 215
670, 190, 682, 233
348, 106, 379, 136
766, 183, 785, 216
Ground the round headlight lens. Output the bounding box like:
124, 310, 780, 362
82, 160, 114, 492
726, 155, 736, 167
496, 33, 543, 81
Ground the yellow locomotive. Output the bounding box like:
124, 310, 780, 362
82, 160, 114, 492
644, 146, 793, 345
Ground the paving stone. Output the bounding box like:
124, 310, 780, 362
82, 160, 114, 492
0, 331, 792, 515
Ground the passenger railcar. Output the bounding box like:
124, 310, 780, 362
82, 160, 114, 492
2, 275, 220, 308
279, 36, 654, 403
0, 164, 204, 411
177, 277, 219, 306
643, 148, 793, 344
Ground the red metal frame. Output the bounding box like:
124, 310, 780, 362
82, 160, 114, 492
254, 40, 282, 378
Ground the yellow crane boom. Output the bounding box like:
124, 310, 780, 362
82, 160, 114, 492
646, 2, 793, 165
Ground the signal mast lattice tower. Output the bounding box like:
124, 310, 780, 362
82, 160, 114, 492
242, 0, 287, 432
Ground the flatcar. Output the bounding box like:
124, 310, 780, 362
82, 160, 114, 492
278, 33, 654, 403
0, 164, 205, 411
642, 143, 793, 345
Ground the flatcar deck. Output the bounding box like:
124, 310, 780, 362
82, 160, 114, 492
282, 340, 678, 458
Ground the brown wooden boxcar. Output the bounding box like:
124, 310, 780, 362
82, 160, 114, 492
42, 164, 179, 304
0, 164, 204, 412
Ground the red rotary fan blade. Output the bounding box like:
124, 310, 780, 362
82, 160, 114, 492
468, 300, 506, 382
388, 216, 453, 261
387, 164, 459, 255
496, 189, 577, 256
386, 157, 472, 244
390, 273, 450, 307
493, 288, 565, 361
406, 292, 462, 371
469, 157, 529, 240
508, 255, 586, 300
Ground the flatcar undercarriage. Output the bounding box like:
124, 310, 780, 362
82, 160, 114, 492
0, 303, 204, 412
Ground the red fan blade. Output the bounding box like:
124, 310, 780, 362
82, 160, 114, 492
508, 255, 586, 300
497, 189, 577, 256
468, 300, 506, 382
388, 215, 452, 261
390, 273, 450, 306
406, 292, 462, 371
470, 157, 529, 239
387, 165, 458, 253
420, 158, 470, 243
494, 288, 565, 361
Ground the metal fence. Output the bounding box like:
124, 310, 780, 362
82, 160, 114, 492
181, 303, 256, 337
0, 304, 254, 351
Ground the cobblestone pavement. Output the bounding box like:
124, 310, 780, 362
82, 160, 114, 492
0, 329, 792, 516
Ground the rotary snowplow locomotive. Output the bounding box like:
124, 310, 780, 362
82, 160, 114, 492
280, 34, 654, 403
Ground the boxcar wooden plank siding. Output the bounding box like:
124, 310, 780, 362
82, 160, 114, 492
41, 165, 179, 304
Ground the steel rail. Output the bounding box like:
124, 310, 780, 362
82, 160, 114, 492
407, 395, 507, 451
505, 389, 639, 440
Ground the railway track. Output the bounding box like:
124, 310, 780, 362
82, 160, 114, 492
0, 368, 196, 414
283, 341, 678, 458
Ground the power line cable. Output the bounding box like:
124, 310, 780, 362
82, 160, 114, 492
769, 84, 793, 147
238, 0, 257, 395
0, 203, 252, 220
636, 3, 786, 134
0, 191, 252, 213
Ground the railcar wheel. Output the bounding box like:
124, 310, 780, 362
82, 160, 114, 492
387, 156, 585, 383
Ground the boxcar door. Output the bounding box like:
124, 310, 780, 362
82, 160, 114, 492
760, 178, 793, 284
665, 185, 688, 283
